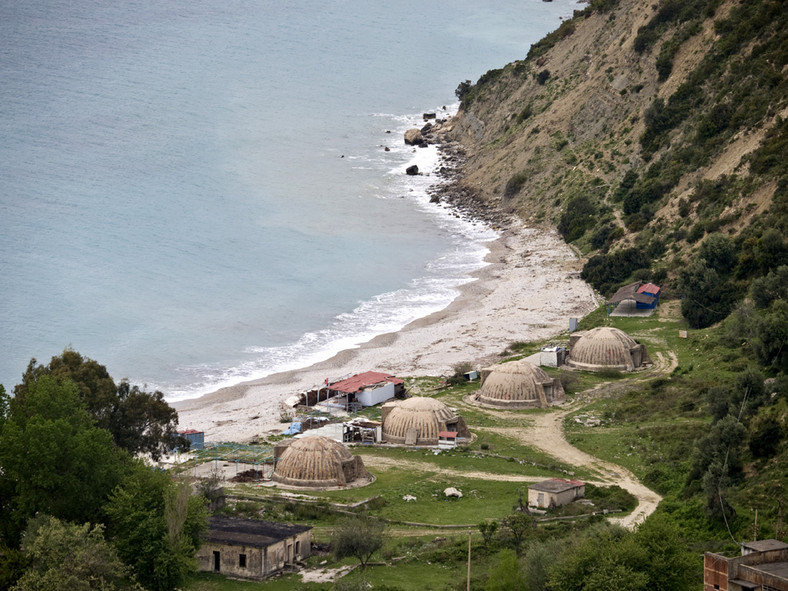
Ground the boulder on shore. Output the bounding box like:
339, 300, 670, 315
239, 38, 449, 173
404, 128, 423, 145
406, 164, 419, 176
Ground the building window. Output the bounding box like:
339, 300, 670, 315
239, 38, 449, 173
239, 553, 247, 568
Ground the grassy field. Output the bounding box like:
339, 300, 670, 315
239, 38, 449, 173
183, 301, 711, 590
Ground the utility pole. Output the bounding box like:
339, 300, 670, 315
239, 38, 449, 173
467, 530, 472, 591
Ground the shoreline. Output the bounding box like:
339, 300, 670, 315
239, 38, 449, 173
174, 220, 598, 443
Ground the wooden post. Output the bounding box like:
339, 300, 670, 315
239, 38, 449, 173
467, 530, 471, 591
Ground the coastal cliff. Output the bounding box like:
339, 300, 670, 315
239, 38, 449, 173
446, 0, 787, 317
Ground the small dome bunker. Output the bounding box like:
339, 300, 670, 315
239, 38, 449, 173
565, 326, 651, 372
475, 359, 565, 408
381, 397, 469, 446
272, 435, 372, 489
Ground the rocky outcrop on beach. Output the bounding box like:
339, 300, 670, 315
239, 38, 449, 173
417, 115, 514, 229
403, 128, 423, 146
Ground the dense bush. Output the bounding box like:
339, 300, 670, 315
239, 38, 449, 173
557, 196, 597, 242
581, 247, 651, 295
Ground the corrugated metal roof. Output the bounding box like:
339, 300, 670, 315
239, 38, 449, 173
609, 282, 656, 305
637, 283, 661, 295
329, 371, 403, 394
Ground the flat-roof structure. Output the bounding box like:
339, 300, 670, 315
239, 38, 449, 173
704, 539, 788, 591
197, 516, 312, 580
528, 478, 585, 509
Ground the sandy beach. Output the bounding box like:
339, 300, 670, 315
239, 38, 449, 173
174, 222, 599, 443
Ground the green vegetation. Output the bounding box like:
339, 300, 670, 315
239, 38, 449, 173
4, 0, 788, 588
0, 355, 208, 591
14, 350, 186, 459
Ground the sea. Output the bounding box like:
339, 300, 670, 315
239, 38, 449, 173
0, 0, 579, 400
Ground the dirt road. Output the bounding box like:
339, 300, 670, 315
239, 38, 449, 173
481, 403, 661, 530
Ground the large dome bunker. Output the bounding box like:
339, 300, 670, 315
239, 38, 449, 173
381, 397, 470, 446
474, 359, 565, 408
272, 435, 373, 489
565, 326, 652, 372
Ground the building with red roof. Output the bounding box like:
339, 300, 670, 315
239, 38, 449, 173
327, 371, 404, 407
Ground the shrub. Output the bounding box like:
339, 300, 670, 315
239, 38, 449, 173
558, 196, 597, 242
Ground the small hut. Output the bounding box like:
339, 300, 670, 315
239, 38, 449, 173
272, 435, 372, 489
475, 360, 565, 408
565, 326, 651, 372
197, 516, 311, 580
528, 479, 585, 509
381, 397, 469, 446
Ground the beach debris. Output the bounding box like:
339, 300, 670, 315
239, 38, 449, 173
443, 487, 463, 498
282, 421, 302, 435
402, 495, 417, 502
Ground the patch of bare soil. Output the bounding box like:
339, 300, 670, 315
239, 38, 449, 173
299, 564, 356, 584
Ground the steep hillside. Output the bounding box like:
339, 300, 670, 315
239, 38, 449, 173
440, 0, 788, 562
448, 0, 787, 322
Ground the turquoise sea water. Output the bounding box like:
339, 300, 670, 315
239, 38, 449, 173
1, 1, 579, 399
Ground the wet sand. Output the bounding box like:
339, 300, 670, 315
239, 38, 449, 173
174, 222, 598, 443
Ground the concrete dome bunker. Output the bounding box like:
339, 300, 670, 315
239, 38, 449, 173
565, 326, 652, 372
381, 396, 469, 446
475, 359, 565, 408
272, 435, 373, 489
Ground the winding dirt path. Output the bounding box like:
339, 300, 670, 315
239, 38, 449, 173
505, 409, 662, 529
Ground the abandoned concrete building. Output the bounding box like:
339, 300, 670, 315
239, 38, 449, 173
565, 326, 651, 372
197, 516, 312, 581
704, 539, 788, 591
272, 435, 372, 489
475, 359, 565, 408
528, 478, 586, 509
381, 396, 470, 446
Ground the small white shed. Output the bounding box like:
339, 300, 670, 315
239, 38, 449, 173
540, 346, 566, 368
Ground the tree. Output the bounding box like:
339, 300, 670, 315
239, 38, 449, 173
478, 520, 499, 550
331, 515, 384, 570
699, 232, 737, 274
689, 413, 747, 484
749, 265, 788, 309
15, 351, 186, 460
678, 258, 738, 328
12, 515, 140, 591
484, 549, 525, 591
0, 376, 132, 544
501, 511, 533, 556
104, 465, 206, 591
547, 523, 645, 591
520, 539, 564, 591
632, 514, 696, 591
751, 300, 788, 371
455, 80, 473, 101
0, 385, 9, 428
